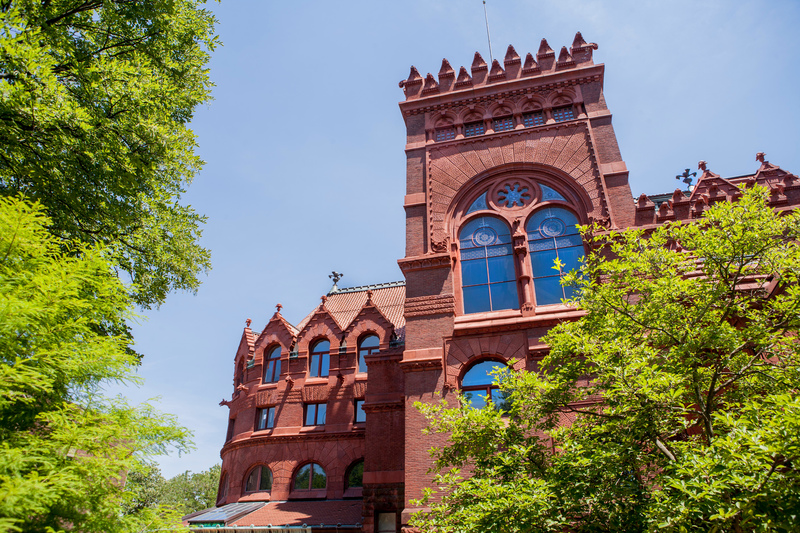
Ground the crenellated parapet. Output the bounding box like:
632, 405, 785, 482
399, 33, 598, 102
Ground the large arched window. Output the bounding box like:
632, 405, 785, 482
357, 334, 379, 374
461, 360, 510, 410
263, 345, 281, 383
346, 459, 364, 489
526, 207, 583, 305
309, 339, 330, 378
458, 216, 518, 314
244, 465, 273, 493
294, 463, 327, 490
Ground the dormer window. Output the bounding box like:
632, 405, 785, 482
552, 106, 575, 122
464, 121, 485, 137
492, 116, 514, 132
309, 339, 330, 378
522, 111, 545, 127
357, 334, 379, 373
263, 345, 281, 383
435, 127, 455, 142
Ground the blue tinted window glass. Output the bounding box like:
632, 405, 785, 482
267, 407, 275, 429
355, 400, 366, 423
535, 276, 564, 305
305, 406, 315, 426
462, 361, 506, 387
317, 404, 326, 424
556, 235, 583, 248
320, 353, 329, 377
529, 237, 555, 252
532, 249, 559, 277
564, 284, 579, 300
461, 259, 488, 286
313, 340, 330, 353
463, 285, 491, 314
558, 246, 583, 273
309, 354, 319, 377
460, 246, 486, 261
490, 281, 519, 310
466, 192, 488, 214
487, 255, 515, 282
463, 391, 487, 409
540, 184, 567, 202
486, 243, 513, 257
273, 360, 281, 381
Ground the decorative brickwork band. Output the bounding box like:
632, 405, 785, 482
404, 294, 455, 317
397, 253, 451, 273
302, 385, 330, 402
255, 389, 278, 407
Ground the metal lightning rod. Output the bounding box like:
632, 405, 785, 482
483, 0, 494, 63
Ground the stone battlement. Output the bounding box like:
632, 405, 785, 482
399, 33, 598, 101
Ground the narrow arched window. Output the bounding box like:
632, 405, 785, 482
309, 339, 330, 378
244, 465, 273, 493
357, 334, 379, 374
461, 360, 510, 410
526, 207, 583, 305
459, 216, 518, 314
235, 361, 244, 388
263, 345, 281, 383
294, 463, 327, 490
346, 460, 364, 489
217, 473, 228, 504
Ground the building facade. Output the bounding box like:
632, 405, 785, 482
187, 34, 799, 532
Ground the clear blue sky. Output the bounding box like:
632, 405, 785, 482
114, 0, 800, 478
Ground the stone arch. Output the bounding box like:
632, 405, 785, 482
444, 333, 528, 388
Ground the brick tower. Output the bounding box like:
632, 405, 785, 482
396, 33, 635, 527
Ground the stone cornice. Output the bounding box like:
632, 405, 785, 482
220, 429, 365, 455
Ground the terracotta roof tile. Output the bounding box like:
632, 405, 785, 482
231, 500, 363, 527
295, 282, 405, 333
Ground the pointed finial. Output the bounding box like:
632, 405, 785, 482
439, 58, 454, 76
471, 51, 488, 70
245, 318, 252, 328
366, 289, 373, 303
276, 303, 283, 314
572, 31, 588, 48
537, 38, 554, 58
504, 44, 520, 64
698, 160, 708, 171
321, 295, 328, 304
756, 152, 766, 163
329, 271, 343, 284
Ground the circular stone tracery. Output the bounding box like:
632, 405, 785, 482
539, 217, 566, 237
496, 182, 532, 208
472, 226, 498, 247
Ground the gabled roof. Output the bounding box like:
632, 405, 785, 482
295, 281, 405, 333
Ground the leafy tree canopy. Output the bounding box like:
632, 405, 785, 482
414, 186, 800, 532
0, 196, 191, 533
124, 463, 221, 517
0, 0, 217, 308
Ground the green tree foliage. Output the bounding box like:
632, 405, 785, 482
414, 186, 800, 532
124, 462, 221, 517
160, 464, 221, 516
0, 0, 217, 308
0, 197, 191, 533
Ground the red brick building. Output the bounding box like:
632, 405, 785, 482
187, 34, 799, 532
